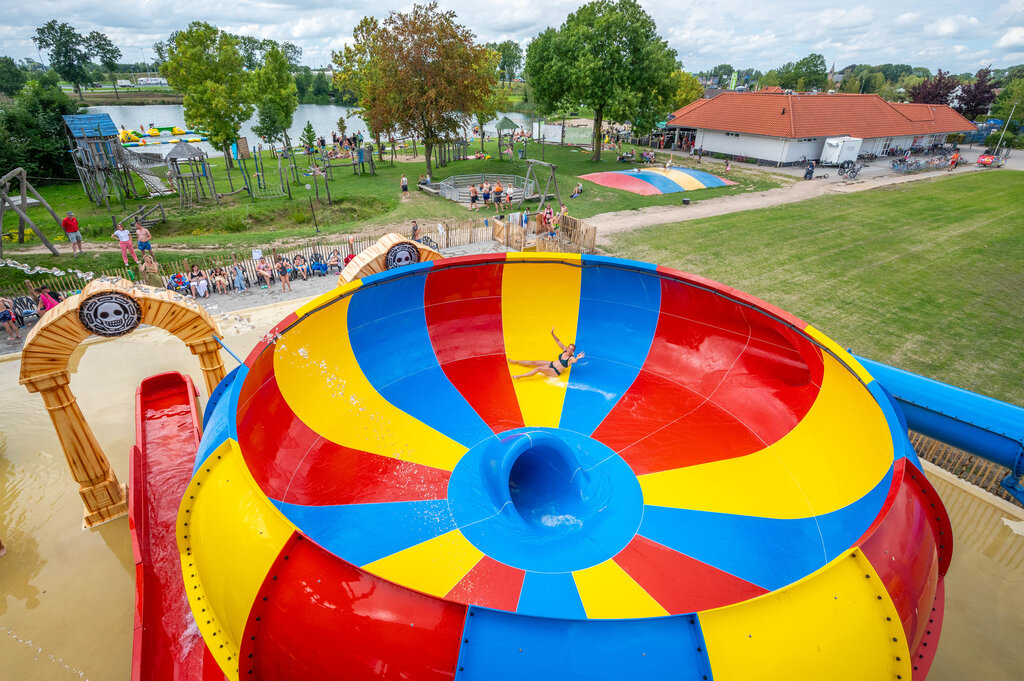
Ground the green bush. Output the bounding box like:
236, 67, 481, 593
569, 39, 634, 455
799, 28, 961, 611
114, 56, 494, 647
289, 209, 310, 224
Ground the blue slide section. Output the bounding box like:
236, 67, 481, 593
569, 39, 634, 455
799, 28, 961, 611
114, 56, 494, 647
193, 365, 246, 472
348, 273, 492, 448
560, 263, 661, 435
270, 499, 456, 565
639, 466, 892, 591
515, 572, 586, 619
456, 607, 713, 681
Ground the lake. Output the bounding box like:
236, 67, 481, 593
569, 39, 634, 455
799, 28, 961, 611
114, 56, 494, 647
86, 103, 535, 155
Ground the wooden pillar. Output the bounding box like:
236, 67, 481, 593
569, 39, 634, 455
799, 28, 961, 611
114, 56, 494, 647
22, 370, 128, 528
187, 338, 227, 396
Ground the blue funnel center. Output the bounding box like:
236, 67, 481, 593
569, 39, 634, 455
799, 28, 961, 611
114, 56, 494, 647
507, 436, 586, 527
448, 427, 643, 573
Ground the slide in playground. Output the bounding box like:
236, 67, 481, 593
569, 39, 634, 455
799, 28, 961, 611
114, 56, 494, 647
170, 253, 951, 680
129, 372, 223, 681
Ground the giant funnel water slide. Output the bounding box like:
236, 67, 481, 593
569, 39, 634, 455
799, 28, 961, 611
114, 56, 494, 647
178, 253, 951, 681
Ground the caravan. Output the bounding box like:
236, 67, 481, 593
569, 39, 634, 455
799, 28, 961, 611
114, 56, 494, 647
137, 77, 169, 87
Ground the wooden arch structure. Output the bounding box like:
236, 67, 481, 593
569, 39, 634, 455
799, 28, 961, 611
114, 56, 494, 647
19, 278, 227, 528
339, 233, 443, 284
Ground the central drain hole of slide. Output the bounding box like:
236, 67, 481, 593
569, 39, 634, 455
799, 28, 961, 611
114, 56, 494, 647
508, 445, 585, 528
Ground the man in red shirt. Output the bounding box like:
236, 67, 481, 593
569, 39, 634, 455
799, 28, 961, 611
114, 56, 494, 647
62, 211, 83, 256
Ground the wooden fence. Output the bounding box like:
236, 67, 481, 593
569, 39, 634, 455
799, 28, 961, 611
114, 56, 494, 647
910, 432, 1023, 509
2, 212, 597, 300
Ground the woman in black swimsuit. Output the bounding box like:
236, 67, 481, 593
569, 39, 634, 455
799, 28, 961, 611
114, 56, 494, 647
509, 328, 585, 379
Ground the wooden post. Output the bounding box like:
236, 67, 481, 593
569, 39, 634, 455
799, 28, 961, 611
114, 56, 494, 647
22, 370, 128, 528
186, 338, 227, 396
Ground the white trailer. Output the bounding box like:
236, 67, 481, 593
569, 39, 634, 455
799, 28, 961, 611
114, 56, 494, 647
819, 136, 862, 166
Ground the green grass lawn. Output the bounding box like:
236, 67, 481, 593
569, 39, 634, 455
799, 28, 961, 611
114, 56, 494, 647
607, 171, 1024, 406
2, 139, 779, 253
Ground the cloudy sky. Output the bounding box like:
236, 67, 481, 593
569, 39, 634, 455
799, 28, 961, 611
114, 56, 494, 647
4, 1, 1024, 75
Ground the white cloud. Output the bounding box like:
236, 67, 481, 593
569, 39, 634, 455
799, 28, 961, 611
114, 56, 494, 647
894, 12, 921, 27
995, 26, 1024, 48
926, 15, 980, 38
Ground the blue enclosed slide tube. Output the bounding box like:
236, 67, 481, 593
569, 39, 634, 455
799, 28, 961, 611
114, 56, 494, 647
854, 355, 1024, 504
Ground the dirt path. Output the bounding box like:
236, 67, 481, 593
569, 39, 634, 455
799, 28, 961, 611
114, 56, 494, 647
590, 165, 987, 245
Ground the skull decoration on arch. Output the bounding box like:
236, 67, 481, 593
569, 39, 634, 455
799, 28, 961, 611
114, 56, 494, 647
385, 243, 421, 270
78, 292, 143, 337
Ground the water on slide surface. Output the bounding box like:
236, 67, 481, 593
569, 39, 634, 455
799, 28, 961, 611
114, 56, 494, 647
0, 297, 1021, 680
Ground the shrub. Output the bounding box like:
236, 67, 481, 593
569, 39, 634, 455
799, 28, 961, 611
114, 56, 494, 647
289, 209, 310, 224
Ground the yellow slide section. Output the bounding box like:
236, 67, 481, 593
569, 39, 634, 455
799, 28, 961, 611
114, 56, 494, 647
573, 559, 669, 619
502, 256, 582, 427
274, 293, 467, 471
177, 439, 296, 680
701, 549, 911, 681
639, 354, 893, 518
362, 530, 484, 597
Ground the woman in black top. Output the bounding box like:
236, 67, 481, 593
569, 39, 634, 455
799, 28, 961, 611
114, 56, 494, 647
509, 328, 584, 379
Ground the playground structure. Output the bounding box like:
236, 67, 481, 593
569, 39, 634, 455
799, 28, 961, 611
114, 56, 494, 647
173, 253, 953, 680
63, 114, 176, 208
18, 277, 225, 527
0, 167, 60, 255
518, 158, 563, 211
580, 167, 737, 195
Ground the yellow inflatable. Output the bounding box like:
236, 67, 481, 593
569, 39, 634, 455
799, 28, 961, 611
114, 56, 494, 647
171, 126, 186, 135
147, 128, 160, 136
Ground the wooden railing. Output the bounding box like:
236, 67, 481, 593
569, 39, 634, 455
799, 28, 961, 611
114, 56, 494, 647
910, 432, 1023, 509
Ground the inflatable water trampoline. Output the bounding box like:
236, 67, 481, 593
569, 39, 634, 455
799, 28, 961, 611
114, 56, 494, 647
180, 253, 949, 680
579, 167, 737, 195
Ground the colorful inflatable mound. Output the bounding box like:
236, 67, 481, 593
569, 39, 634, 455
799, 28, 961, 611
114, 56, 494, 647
179, 253, 949, 681
580, 167, 736, 194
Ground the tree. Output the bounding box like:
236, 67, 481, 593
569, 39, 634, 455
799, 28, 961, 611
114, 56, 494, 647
0, 76, 83, 179
294, 67, 312, 101
908, 69, 958, 105
0, 56, 26, 96
991, 79, 1024, 126
668, 70, 703, 111
87, 32, 122, 99
333, 3, 496, 177
299, 121, 316, 150
337, 115, 347, 137
474, 52, 510, 151
957, 67, 997, 120
281, 42, 302, 70
152, 40, 167, 64
793, 53, 828, 91
33, 21, 93, 100
490, 40, 523, 87
248, 43, 298, 146
162, 22, 254, 169
877, 63, 912, 83
311, 71, 331, 104
526, 0, 678, 161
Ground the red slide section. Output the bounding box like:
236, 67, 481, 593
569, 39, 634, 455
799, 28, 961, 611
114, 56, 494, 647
130, 372, 225, 681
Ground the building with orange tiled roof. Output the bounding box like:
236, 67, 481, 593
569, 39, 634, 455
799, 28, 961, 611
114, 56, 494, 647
667, 91, 976, 166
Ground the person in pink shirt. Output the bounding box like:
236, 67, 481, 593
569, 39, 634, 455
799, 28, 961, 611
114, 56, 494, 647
112, 224, 140, 266
35, 287, 61, 314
